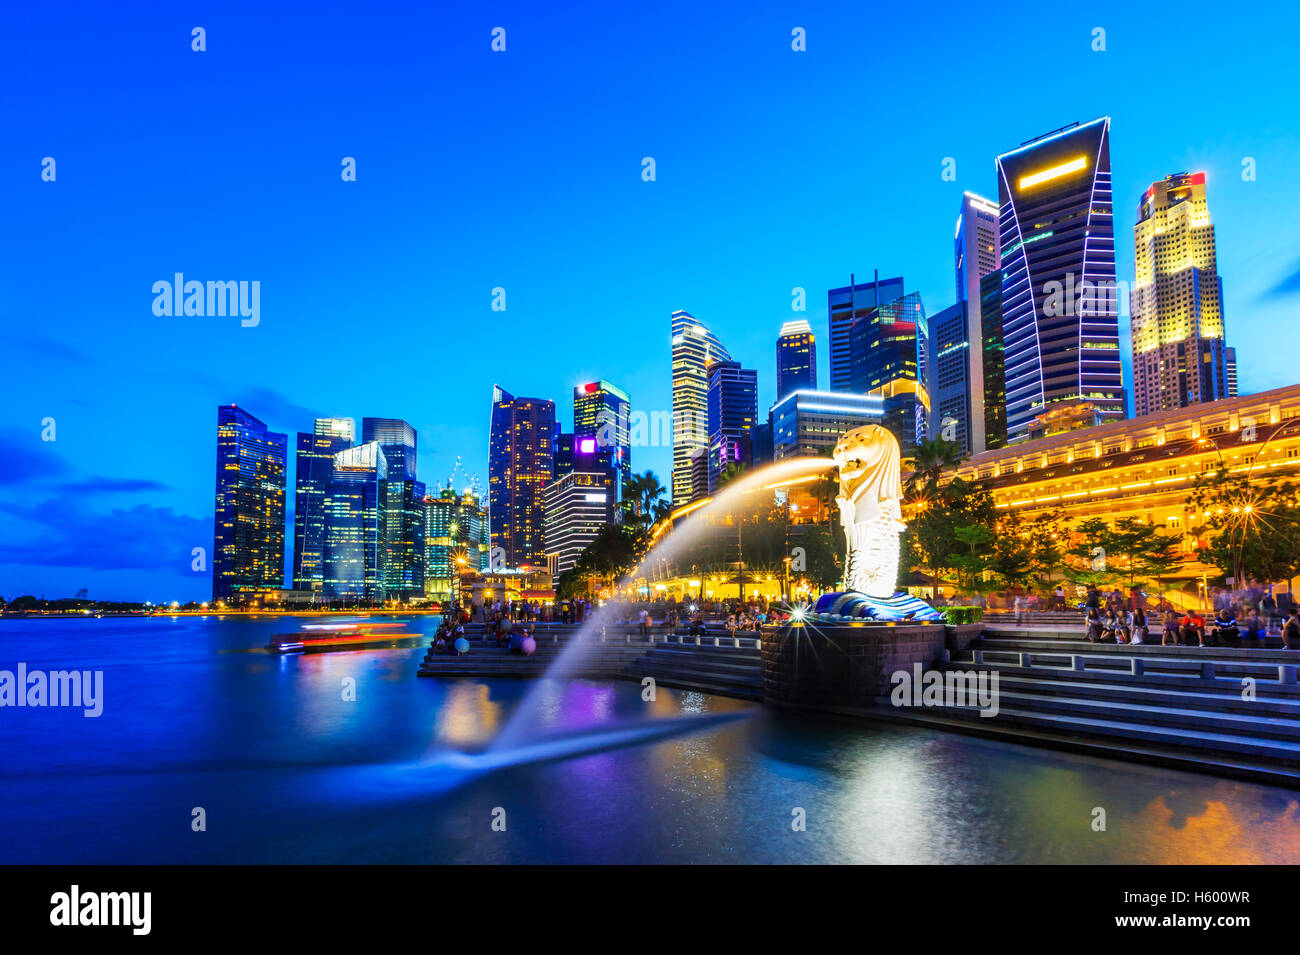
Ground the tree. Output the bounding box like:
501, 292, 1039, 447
1065, 517, 1184, 590
908, 436, 964, 495
627, 470, 668, 526
903, 477, 996, 599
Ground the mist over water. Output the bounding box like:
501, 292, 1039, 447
489, 456, 837, 752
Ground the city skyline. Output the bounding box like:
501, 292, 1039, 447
5, 3, 1300, 602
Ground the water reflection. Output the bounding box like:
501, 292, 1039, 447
1, 617, 1299, 863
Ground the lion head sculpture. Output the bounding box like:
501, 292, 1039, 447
831, 424, 903, 524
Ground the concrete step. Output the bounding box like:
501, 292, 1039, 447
933, 702, 1300, 764
868, 707, 1300, 788
973, 687, 1300, 743
963, 671, 1300, 717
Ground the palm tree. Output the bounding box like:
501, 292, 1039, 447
629, 470, 667, 524
910, 437, 964, 493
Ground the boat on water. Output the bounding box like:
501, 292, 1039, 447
267, 621, 419, 654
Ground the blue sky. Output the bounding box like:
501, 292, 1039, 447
3, 0, 1299, 601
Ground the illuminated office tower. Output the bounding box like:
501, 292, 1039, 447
671, 310, 732, 504
776, 320, 817, 400
827, 273, 905, 393
706, 360, 758, 493
671, 310, 732, 503
213, 405, 287, 602
980, 270, 1007, 449
553, 432, 575, 481
362, 418, 425, 598
1130, 172, 1230, 416
322, 441, 388, 601
770, 390, 883, 460
953, 192, 1002, 451
488, 385, 556, 566
291, 417, 355, 594
544, 471, 614, 576
996, 117, 1124, 442
927, 302, 976, 454
1226, 347, 1238, 398
843, 282, 930, 459
687, 448, 709, 503
574, 380, 631, 513
361, 418, 416, 480
423, 486, 488, 601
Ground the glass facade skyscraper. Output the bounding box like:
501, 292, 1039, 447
361, 417, 424, 598
980, 269, 1008, 450
953, 192, 1002, 452
423, 487, 488, 601
291, 417, 354, 594
322, 441, 387, 601
573, 380, 631, 515
927, 301, 974, 454
844, 286, 930, 460
827, 273, 905, 394
770, 390, 883, 460
706, 359, 757, 492
671, 310, 731, 504
213, 405, 287, 603
996, 117, 1124, 442
488, 385, 556, 567
776, 319, 816, 400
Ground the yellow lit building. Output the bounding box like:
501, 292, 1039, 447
1130, 172, 1231, 417
944, 383, 1300, 580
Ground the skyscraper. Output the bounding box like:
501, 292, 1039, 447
953, 191, 1002, 452
927, 301, 975, 454
776, 319, 817, 400
996, 117, 1124, 442
770, 390, 883, 460
362, 418, 425, 598
544, 471, 614, 577
671, 310, 732, 504
1226, 347, 1239, 398
291, 417, 354, 594
980, 269, 1008, 450
573, 380, 631, 514
488, 385, 556, 567
322, 441, 388, 601
1130, 172, 1230, 417
706, 359, 758, 492
841, 282, 930, 459
213, 405, 287, 603
827, 273, 905, 393
361, 418, 416, 480
423, 486, 488, 601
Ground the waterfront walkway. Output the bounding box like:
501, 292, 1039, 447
416, 623, 763, 700
920, 626, 1300, 787
415, 620, 1300, 787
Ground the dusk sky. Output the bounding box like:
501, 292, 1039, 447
3, 0, 1298, 601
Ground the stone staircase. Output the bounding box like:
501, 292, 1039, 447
416, 624, 763, 700
624, 644, 762, 700
910, 626, 1300, 786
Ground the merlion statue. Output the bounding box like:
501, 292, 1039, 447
833, 424, 905, 598
810, 424, 943, 622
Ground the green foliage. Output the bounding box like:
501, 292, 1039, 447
941, 605, 983, 625
1064, 516, 1185, 589
1187, 476, 1300, 587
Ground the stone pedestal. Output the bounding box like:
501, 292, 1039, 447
761, 621, 948, 710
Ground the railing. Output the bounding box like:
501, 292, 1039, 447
962, 647, 1299, 684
